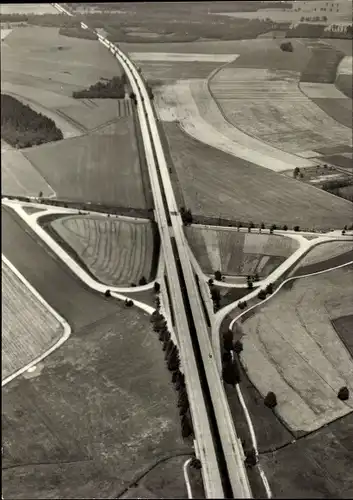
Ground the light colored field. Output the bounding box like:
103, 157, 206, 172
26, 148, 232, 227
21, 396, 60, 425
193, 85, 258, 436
1, 27, 123, 98
1, 29, 12, 40
162, 121, 353, 230
0, 3, 58, 14
51, 215, 155, 286
210, 66, 352, 154
1, 148, 55, 197
293, 240, 353, 272
130, 52, 236, 62
2, 259, 64, 381
241, 265, 353, 433
23, 116, 145, 207
185, 227, 299, 277
155, 78, 313, 171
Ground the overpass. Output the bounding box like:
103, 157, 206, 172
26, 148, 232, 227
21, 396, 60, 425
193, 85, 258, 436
52, 3, 252, 498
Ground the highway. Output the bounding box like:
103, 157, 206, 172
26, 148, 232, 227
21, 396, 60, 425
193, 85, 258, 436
52, 4, 252, 498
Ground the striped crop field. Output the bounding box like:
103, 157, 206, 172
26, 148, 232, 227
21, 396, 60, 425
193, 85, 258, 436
155, 78, 310, 172
240, 265, 353, 433
55, 99, 133, 132
209, 66, 352, 155
185, 227, 299, 277
2, 259, 64, 381
50, 215, 157, 286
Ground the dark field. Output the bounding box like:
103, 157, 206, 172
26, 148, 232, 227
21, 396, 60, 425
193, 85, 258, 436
311, 98, 352, 129
131, 60, 229, 82
293, 250, 353, 276
315, 145, 353, 155
261, 413, 353, 498
322, 154, 353, 169
23, 116, 149, 209
332, 315, 353, 357
1, 207, 190, 499
300, 44, 345, 84
162, 122, 353, 230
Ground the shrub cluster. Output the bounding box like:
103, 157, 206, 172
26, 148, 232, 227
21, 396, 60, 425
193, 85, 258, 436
73, 75, 126, 99
280, 41, 293, 52
1, 94, 63, 148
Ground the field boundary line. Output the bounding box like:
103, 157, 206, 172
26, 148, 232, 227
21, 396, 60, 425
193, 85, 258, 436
2, 255, 72, 387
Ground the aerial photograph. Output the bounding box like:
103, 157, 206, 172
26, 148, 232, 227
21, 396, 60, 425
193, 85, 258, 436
1, 1, 353, 498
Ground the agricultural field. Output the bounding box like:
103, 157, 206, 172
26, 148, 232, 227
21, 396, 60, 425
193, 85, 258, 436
291, 239, 353, 274
1, 147, 55, 198
0, 3, 58, 14
261, 412, 353, 498
48, 215, 158, 286
2, 259, 64, 381
155, 77, 312, 172
210, 63, 352, 155
335, 55, 353, 98
129, 52, 236, 82
2, 206, 191, 499
239, 265, 353, 433
185, 227, 299, 277
23, 116, 148, 208
332, 315, 353, 357
161, 121, 353, 230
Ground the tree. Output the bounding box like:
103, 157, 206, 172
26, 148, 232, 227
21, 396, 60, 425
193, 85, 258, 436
38, 190, 43, 198
178, 387, 188, 408
260, 222, 265, 230
271, 224, 277, 231
154, 281, 160, 293
222, 360, 240, 387
338, 386, 349, 401
293, 225, 300, 232
168, 350, 180, 372
223, 351, 232, 363
238, 301, 246, 310
254, 273, 259, 282
283, 224, 288, 231
208, 278, 214, 286
280, 41, 293, 52
165, 339, 174, 356
248, 281, 253, 290
248, 221, 254, 232
190, 457, 202, 469
175, 371, 185, 391
214, 270, 222, 281
342, 230, 346, 235
139, 276, 147, 286
223, 330, 234, 352
258, 290, 267, 300
104, 289, 111, 297
234, 340, 243, 354
264, 391, 277, 408
210, 286, 221, 309
245, 447, 257, 467
266, 283, 273, 294
181, 412, 193, 439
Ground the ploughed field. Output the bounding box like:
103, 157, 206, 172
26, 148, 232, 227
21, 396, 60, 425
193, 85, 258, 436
21, 116, 147, 208
48, 214, 158, 286
185, 227, 299, 277
1, 206, 191, 499
239, 265, 353, 434
161, 122, 353, 230
2, 258, 64, 382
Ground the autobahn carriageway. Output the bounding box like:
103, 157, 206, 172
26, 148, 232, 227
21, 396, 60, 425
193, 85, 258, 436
52, 5, 253, 498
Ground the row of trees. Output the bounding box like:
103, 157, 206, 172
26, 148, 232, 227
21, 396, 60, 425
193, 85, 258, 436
150, 286, 194, 439
1, 94, 63, 149
73, 75, 127, 99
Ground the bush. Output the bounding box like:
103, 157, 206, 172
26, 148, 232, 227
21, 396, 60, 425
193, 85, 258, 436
104, 289, 111, 297
73, 75, 125, 99
258, 290, 267, 300
139, 276, 147, 286
338, 386, 349, 401
280, 41, 293, 52
233, 340, 243, 354
264, 391, 277, 408
245, 447, 257, 467
214, 270, 222, 281
266, 283, 273, 295
154, 281, 160, 293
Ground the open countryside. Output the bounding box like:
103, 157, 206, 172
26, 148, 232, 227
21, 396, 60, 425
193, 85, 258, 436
1, 2, 352, 499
